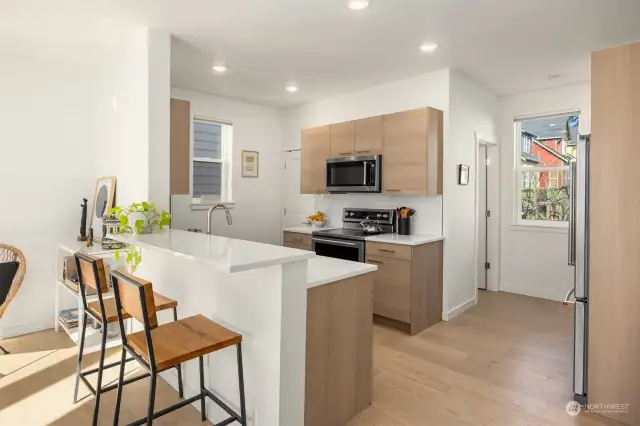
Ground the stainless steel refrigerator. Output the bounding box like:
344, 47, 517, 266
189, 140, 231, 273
566, 134, 589, 405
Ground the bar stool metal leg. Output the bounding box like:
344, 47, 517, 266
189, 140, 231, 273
173, 307, 184, 399
0, 344, 9, 355
147, 372, 157, 426
91, 322, 108, 426
72, 317, 88, 403
199, 356, 207, 421
237, 343, 247, 426
113, 347, 127, 426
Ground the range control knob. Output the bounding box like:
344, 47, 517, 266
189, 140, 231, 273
376, 213, 382, 218
383, 214, 388, 219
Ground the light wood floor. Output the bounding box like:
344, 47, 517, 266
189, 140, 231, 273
0, 291, 624, 426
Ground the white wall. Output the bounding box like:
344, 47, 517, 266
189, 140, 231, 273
282, 68, 498, 317
282, 68, 450, 236
446, 70, 499, 314
282, 69, 450, 151
170, 88, 285, 245
147, 31, 172, 213
0, 23, 164, 337
499, 82, 590, 301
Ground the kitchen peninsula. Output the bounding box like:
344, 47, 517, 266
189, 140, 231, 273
109, 229, 376, 426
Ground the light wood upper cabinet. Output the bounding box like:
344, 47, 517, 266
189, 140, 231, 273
170, 98, 191, 195
330, 121, 355, 157
383, 107, 443, 196
300, 106, 443, 196
355, 116, 383, 155
301, 125, 331, 194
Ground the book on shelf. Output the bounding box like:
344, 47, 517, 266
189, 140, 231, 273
58, 308, 89, 329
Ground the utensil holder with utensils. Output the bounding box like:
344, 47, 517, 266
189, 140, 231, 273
398, 217, 411, 235
396, 207, 415, 236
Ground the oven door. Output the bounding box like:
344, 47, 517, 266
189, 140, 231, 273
326, 155, 381, 193
312, 237, 364, 262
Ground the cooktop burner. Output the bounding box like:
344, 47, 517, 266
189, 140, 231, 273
312, 208, 396, 241
313, 227, 382, 241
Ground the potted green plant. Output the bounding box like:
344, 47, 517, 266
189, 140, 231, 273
108, 202, 171, 272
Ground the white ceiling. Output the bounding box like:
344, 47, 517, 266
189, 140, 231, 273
4, 0, 640, 108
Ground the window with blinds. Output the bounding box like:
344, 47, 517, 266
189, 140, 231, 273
192, 118, 232, 200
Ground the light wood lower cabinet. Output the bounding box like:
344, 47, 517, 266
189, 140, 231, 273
305, 273, 374, 426
283, 231, 312, 251
366, 241, 442, 335
366, 255, 411, 322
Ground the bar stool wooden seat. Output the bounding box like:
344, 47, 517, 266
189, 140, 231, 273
73, 253, 183, 426
111, 269, 247, 426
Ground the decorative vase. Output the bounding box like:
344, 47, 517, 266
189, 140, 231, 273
127, 211, 152, 234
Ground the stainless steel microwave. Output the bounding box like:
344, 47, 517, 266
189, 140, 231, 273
326, 155, 381, 193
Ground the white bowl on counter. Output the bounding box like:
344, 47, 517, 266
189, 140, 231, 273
312, 220, 327, 227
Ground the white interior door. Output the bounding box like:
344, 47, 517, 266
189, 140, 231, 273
477, 145, 488, 290
283, 150, 314, 228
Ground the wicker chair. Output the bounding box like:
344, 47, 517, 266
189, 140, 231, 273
0, 245, 26, 355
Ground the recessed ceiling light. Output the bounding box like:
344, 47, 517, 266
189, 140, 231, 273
419, 42, 439, 53
212, 64, 228, 74
549, 123, 557, 127
285, 84, 299, 93
348, 0, 369, 10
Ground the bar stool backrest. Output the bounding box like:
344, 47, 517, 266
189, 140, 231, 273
74, 252, 109, 317
111, 269, 159, 369
111, 269, 158, 328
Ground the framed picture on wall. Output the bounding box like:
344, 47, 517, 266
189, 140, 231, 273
242, 150, 259, 178
458, 165, 470, 185
90, 176, 117, 242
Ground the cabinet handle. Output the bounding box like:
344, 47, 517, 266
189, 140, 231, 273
356, 150, 371, 154
378, 249, 395, 253
368, 260, 383, 264
339, 152, 352, 156
386, 189, 401, 192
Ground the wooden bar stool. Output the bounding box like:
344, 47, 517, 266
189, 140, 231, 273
110, 269, 247, 426
72, 253, 183, 426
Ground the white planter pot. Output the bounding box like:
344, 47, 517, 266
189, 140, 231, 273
127, 211, 152, 234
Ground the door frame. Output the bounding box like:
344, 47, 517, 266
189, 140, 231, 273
282, 149, 314, 240
474, 132, 500, 299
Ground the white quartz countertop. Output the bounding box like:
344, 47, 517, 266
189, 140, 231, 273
307, 256, 377, 288
108, 230, 315, 273
283, 224, 338, 234
365, 234, 444, 246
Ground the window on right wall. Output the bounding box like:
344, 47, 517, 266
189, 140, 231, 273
514, 113, 580, 226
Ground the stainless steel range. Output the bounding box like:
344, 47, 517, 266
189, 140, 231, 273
312, 208, 395, 262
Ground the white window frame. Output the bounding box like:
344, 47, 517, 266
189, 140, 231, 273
513, 116, 575, 230
191, 116, 234, 209
522, 134, 531, 154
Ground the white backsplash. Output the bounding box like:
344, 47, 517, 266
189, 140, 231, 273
314, 194, 443, 236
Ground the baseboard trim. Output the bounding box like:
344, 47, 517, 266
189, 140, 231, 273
0, 321, 50, 339
442, 296, 477, 321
